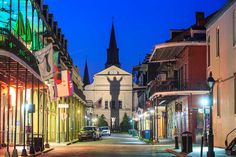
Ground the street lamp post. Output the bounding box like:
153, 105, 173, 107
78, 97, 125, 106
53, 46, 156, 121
207, 72, 215, 157
204, 107, 208, 146
45, 106, 50, 148
21, 69, 28, 156
29, 75, 35, 155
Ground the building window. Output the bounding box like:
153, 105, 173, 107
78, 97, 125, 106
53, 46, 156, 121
216, 27, 220, 57
105, 101, 108, 109
207, 36, 211, 67
234, 10, 236, 46
111, 101, 115, 109
119, 101, 122, 109
217, 83, 221, 117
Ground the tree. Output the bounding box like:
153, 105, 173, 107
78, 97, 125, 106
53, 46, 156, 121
120, 112, 131, 132
98, 114, 108, 127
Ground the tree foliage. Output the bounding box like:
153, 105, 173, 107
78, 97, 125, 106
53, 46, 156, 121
98, 114, 108, 127
120, 112, 131, 132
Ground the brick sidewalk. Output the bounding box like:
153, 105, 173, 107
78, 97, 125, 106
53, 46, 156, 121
136, 137, 232, 157
0, 146, 53, 157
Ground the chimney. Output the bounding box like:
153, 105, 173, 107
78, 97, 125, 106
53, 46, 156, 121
61, 34, 65, 48
57, 28, 61, 42
43, 5, 48, 22
36, 0, 43, 11
65, 39, 68, 50
170, 29, 184, 39
196, 12, 205, 26
48, 14, 54, 29
53, 22, 58, 35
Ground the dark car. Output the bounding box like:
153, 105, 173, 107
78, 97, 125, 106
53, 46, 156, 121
78, 126, 100, 141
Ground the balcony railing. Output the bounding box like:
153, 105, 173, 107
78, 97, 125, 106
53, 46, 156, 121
73, 82, 86, 101
149, 79, 209, 96
0, 27, 39, 74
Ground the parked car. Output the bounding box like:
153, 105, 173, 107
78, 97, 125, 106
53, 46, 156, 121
78, 126, 100, 141
99, 126, 111, 136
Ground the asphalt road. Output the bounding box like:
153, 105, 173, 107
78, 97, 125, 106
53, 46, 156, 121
40, 134, 175, 157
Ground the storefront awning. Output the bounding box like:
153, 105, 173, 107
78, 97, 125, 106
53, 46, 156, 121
149, 42, 206, 62
149, 90, 209, 100
150, 46, 185, 63
0, 54, 44, 88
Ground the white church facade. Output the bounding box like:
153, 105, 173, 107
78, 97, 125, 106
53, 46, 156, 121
83, 22, 133, 130
84, 66, 133, 129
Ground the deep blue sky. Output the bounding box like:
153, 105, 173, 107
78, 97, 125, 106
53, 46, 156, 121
44, 0, 227, 81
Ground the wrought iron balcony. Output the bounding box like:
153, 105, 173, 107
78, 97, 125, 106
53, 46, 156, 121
149, 78, 209, 96
0, 27, 39, 74
73, 82, 86, 101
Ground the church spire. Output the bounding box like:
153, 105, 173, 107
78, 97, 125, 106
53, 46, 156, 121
109, 19, 117, 49
105, 19, 120, 69
83, 59, 90, 87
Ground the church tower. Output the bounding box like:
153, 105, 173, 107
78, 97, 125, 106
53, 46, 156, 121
83, 59, 90, 87
105, 20, 120, 69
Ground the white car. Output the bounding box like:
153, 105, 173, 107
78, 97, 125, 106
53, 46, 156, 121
99, 126, 111, 136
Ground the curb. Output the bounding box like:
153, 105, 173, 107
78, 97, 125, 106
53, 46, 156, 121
66, 140, 79, 146
26, 148, 54, 157
165, 149, 187, 157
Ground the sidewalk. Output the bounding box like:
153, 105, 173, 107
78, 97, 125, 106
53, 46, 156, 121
136, 137, 232, 157
0, 146, 53, 157
49, 139, 79, 147
165, 146, 231, 157
159, 140, 231, 157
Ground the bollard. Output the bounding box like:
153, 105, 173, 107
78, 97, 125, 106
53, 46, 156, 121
200, 135, 204, 157
175, 136, 179, 149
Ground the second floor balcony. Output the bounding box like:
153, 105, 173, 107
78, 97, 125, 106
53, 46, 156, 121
149, 78, 209, 98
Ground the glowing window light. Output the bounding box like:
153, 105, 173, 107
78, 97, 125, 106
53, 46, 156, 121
10, 87, 16, 107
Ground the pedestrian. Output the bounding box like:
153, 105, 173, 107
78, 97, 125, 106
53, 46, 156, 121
172, 126, 177, 137
172, 126, 179, 149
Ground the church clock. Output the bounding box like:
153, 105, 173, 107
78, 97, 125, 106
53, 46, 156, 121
109, 70, 118, 75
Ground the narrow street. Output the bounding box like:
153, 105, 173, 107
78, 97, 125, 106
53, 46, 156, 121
40, 134, 174, 157
0, 1, 234, 157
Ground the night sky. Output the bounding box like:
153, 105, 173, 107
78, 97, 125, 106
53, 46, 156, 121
44, 0, 227, 81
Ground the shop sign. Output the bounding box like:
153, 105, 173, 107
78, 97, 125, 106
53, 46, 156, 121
58, 104, 69, 108
26, 125, 32, 133
28, 104, 35, 113
175, 102, 182, 112
146, 100, 153, 108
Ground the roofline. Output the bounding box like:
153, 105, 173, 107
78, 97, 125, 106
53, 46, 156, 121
149, 41, 206, 62
206, 0, 236, 28
94, 65, 132, 76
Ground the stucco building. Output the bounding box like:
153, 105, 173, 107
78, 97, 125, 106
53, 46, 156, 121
206, 0, 236, 147
148, 12, 209, 143
0, 1, 86, 156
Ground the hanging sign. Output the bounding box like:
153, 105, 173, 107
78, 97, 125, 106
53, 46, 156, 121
58, 104, 69, 108
34, 44, 54, 81
56, 70, 74, 97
